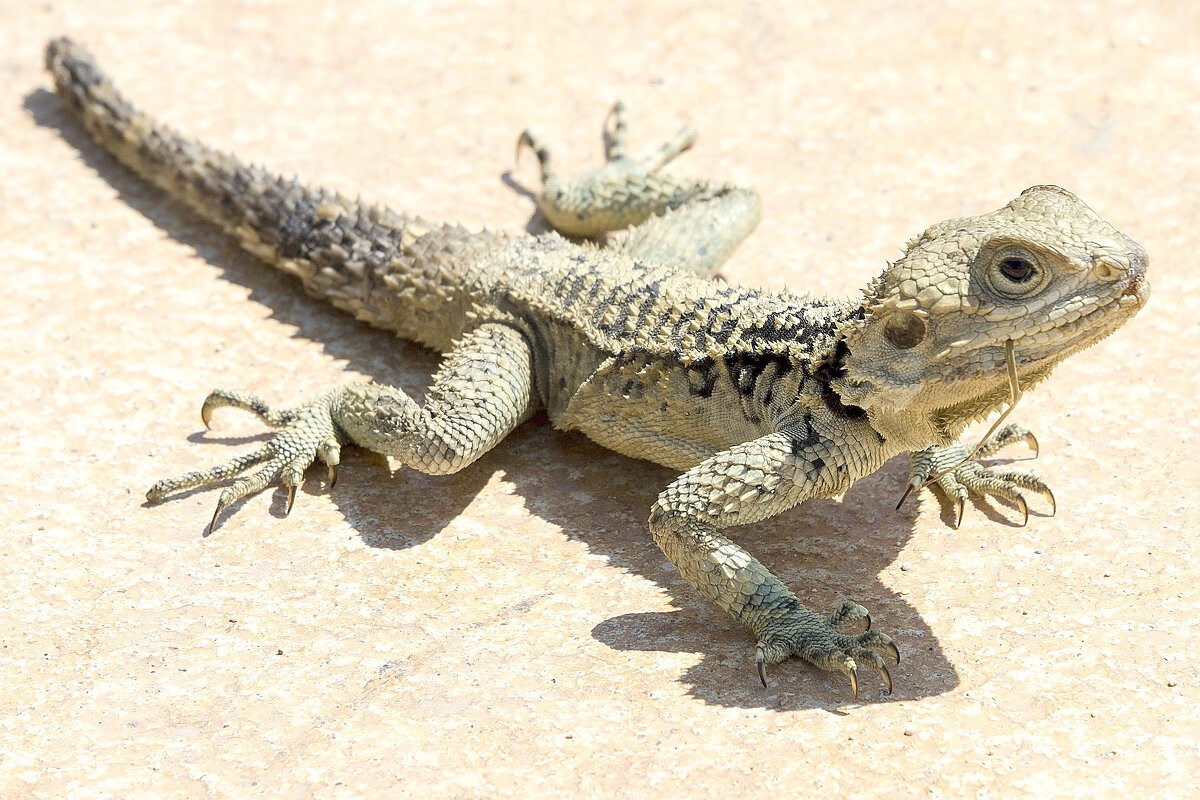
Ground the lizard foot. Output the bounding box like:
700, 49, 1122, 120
901, 423, 1055, 528
754, 599, 900, 698
146, 389, 344, 534
516, 103, 761, 276
516, 101, 698, 238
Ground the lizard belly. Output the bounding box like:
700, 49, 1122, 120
556, 353, 769, 471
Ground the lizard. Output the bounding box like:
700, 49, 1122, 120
45, 37, 1149, 698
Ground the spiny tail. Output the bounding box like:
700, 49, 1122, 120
45, 37, 500, 347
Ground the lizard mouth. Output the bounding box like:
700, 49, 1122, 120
1121, 268, 1150, 302
1025, 272, 1148, 362
1123, 273, 1143, 296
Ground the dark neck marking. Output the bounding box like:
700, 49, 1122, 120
814, 339, 867, 421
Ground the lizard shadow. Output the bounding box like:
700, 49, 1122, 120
499, 171, 547, 236
30, 86, 963, 710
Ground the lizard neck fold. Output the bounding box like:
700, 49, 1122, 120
812, 339, 868, 422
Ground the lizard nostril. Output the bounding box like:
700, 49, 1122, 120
1092, 261, 1121, 281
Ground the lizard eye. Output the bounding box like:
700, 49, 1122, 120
999, 257, 1035, 283
984, 244, 1050, 297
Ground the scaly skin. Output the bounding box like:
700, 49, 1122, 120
46, 38, 1149, 698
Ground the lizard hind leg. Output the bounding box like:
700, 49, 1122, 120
147, 323, 536, 534
517, 103, 762, 276
516, 103, 706, 240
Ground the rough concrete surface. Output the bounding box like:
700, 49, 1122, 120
2, 1, 1198, 797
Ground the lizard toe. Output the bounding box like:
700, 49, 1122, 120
827, 599, 871, 633
952, 461, 1054, 526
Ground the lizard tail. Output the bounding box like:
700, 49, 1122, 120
45, 37, 502, 348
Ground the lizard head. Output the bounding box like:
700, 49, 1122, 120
831, 185, 1149, 444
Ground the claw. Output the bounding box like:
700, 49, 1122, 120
327, 464, 338, 489
879, 664, 893, 695
206, 499, 229, 537
285, 484, 297, 515
515, 130, 553, 181
1045, 486, 1056, 516
886, 640, 901, 664
514, 130, 531, 164
896, 482, 918, 511
603, 101, 624, 128
865, 612, 872, 631
1016, 494, 1029, 526
848, 665, 859, 700
953, 496, 965, 529
756, 653, 768, 688
1024, 430, 1039, 457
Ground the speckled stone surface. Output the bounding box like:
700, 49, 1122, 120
2, 2, 1197, 797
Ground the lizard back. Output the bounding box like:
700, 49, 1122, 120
47, 37, 853, 469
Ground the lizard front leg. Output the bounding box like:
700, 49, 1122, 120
148, 323, 535, 532
648, 430, 899, 697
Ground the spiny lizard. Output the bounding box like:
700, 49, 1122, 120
45, 38, 1149, 697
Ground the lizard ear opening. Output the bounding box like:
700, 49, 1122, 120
882, 311, 927, 350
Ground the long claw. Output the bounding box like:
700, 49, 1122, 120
515, 130, 554, 182
1044, 486, 1056, 516
896, 482, 917, 511
328, 464, 338, 489
848, 666, 859, 700
757, 655, 768, 688
206, 499, 228, 537
865, 612, 872, 631
954, 496, 965, 529
603, 101, 623, 128
1016, 494, 1029, 526
1024, 430, 1039, 457
886, 640, 901, 664
285, 484, 296, 516
514, 130, 531, 164
879, 664, 893, 695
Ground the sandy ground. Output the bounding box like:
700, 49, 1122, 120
2, 1, 1197, 797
